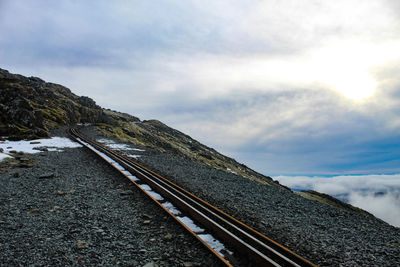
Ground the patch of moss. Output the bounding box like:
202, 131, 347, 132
95, 118, 274, 185
96, 123, 146, 147
41, 108, 67, 126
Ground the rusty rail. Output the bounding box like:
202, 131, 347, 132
68, 127, 317, 267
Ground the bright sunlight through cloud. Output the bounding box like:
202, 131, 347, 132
325, 69, 376, 100
311, 41, 381, 101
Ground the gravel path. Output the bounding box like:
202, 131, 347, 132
0, 129, 222, 266
79, 126, 400, 267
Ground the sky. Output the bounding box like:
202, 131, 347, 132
1, 0, 400, 176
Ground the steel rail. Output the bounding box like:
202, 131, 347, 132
68, 127, 317, 267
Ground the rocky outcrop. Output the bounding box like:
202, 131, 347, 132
0, 68, 127, 139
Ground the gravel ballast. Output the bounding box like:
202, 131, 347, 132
0, 130, 222, 266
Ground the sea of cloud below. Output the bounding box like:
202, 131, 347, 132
275, 174, 400, 227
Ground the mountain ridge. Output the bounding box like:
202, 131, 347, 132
0, 67, 274, 184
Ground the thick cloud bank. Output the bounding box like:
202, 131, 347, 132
275, 174, 400, 227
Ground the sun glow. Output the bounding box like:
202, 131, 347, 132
325, 69, 377, 100
309, 41, 380, 101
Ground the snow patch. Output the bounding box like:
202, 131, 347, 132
177, 216, 204, 233
162, 202, 181, 215
0, 153, 12, 162
127, 175, 140, 182
121, 170, 131, 176
0, 137, 82, 154
132, 148, 145, 152
78, 138, 142, 184
97, 138, 145, 152
146, 191, 164, 201
198, 234, 231, 256
140, 184, 152, 191
139, 184, 164, 200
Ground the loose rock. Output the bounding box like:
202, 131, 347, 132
143, 261, 157, 267
39, 173, 55, 179
26, 208, 40, 215
119, 190, 133, 196
76, 240, 89, 249
163, 234, 173, 241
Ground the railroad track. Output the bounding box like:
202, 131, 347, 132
68, 127, 316, 267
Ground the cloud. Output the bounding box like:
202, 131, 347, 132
9, 60, 400, 175
275, 174, 400, 227
349, 191, 400, 227
1, 0, 400, 175
275, 174, 400, 194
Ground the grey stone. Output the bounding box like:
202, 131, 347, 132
119, 190, 133, 196
143, 262, 157, 267
39, 173, 55, 179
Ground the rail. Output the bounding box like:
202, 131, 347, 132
68, 127, 316, 267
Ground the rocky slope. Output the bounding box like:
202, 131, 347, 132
81, 126, 400, 266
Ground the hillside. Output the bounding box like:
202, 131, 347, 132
0, 68, 273, 184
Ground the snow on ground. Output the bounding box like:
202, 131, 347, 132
97, 139, 145, 160
131, 148, 145, 152
198, 234, 231, 256
0, 153, 11, 161
177, 216, 205, 233
139, 184, 164, 200
97, 138, 145, 152
0, 137, 82, 161
162, 202, 181, 215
